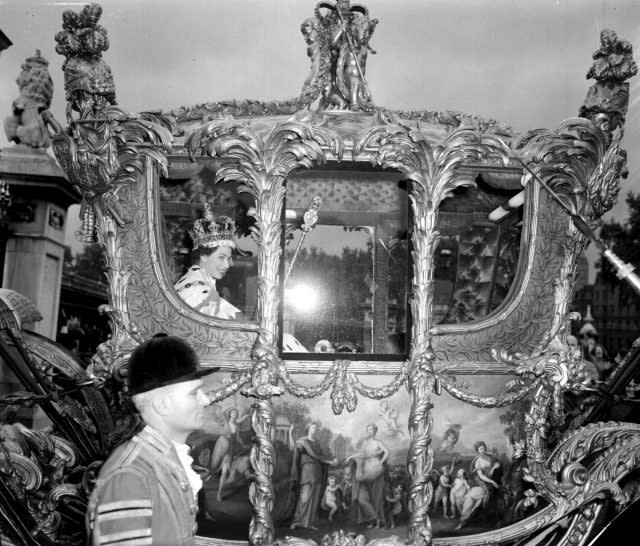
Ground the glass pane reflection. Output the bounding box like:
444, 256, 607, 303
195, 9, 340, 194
282, 171, 409, 357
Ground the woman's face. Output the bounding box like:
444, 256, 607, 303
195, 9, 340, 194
366, 425, 376, 437
595, 346, 604, 358
477, 444, 486, 454
201, 246, 233, 280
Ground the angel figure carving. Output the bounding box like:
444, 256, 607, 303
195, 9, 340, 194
442, 424, 462, 451
299, 1, 378, 111
194, 405, 252, 502
378, 400, 403, 437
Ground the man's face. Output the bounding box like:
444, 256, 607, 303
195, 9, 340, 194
201, 246, 233, 280
162, 379, 209, 435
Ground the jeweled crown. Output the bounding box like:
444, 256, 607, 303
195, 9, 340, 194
188, 203, 237, 250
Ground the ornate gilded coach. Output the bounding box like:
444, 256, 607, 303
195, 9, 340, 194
1, 2, 639, 545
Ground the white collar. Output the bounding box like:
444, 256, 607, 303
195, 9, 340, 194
171, 440, 203, 499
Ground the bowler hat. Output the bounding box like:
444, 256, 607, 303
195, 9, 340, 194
127, 333, 219, 395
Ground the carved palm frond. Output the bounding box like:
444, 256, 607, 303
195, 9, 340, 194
101, 105, 174, 184
353, 123, 509, 205
516, 117, 610, 215
186, 111, 343, 198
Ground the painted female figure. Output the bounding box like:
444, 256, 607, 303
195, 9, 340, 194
346, 423, 389, 529
288, 423, 338, 530
206, 406, 251, 501
456, 441, 502, 529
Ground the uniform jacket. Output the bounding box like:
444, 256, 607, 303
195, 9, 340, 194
87, 426, 199, 546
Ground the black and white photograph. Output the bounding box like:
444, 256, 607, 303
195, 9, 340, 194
0, 1, 639, 545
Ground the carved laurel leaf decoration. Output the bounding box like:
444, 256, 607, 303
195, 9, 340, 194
206, 372, 251, 404
438, 374, 536, 408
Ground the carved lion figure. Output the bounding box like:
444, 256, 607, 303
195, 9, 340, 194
3, 50, 53, 149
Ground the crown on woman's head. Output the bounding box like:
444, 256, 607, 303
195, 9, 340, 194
188, 202, 236, 250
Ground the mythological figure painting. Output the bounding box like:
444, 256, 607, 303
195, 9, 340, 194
187, 373, 255, 540
187, 374, 543, 541
183, 374, 541, 542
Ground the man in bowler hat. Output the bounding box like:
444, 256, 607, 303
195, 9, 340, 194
87, 333, 216, 545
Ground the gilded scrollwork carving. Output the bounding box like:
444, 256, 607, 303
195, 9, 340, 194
517, 117, 617, 220
44, 3, 173, 243
87, 211, 144, 387
548, 421, 640, 473
186, 110, 343, 545
510, 118, 624, 362
170, 100, 514, 136
585, 128, 628, 218
518, 348, 626, 518
431, 109, 629, 365
0, 423, 89, 545
41, 3, 177, 388
579, 29, 637, 142
123, 168, 258, 359
353, 121, 509, 544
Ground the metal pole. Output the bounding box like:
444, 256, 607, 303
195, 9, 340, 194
520, 161, 640, 297
284, 196, 322, 285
